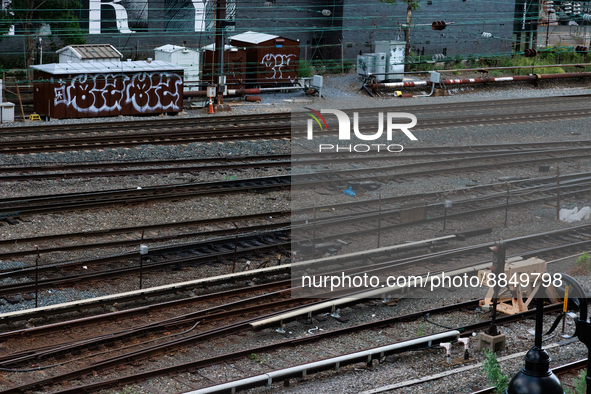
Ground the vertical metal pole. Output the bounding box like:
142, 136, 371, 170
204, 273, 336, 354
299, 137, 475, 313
505, 185, 510, 228
16, 82, 25, 122
340, 39, 344, 74
377, 194, 382, 248
535, 296, 544, 348
35, 246, 39, 308
231, 221, 239, 273
556, 166, 561, 220
139, 230, 144, 289
312, 205, 316, 258
443, 205, 447, 231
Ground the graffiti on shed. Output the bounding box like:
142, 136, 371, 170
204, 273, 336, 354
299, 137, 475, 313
51, 72, 183, 115
261, 53, 296, 80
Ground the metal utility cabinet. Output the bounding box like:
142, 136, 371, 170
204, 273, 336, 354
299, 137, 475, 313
374, 40, 405, 82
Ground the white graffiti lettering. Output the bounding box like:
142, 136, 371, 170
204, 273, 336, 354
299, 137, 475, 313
53, 72, 182, 114
261, 53, 296, 79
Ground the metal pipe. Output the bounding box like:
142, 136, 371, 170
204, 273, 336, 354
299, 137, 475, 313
257, 86, 303, 91
370, 72, 591, 90
0, 234, 458, 322
182, 88, 261, 98
183, 330, 460, 394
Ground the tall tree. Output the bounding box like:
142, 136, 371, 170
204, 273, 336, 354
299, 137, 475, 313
0, 0, 86, 77
380, 0, 420, 72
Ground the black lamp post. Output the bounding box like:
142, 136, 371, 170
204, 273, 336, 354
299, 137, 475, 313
506, 273, 589, 394
505, 297, 563, 394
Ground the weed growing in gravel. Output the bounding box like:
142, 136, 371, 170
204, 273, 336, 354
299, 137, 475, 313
566, 369, 587, 394
570, 252, 591, 275
482, 349, 509, 394
416, 320, 426, 337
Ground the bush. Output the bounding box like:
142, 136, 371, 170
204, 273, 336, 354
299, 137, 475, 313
571, 252, 591, 275
299, 60, 313, 78
482, 349, 509, 394
566, 369, 587, 394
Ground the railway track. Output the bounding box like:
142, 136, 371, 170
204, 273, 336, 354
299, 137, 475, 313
1, 141, 590, 181
7, 94, 591, 140
2, 145, 590, 220
0, 297, 565, 394
0, 106, 590, 153
1, 93, 589, 139
0, 220, 588, 392
1, 170, 590, 296
0, 169, 583, 249
1, 220, 589, 324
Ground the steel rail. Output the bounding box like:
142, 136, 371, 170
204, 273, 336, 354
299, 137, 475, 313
0, 302, 563, 394
2, 176, 587, 295
1, 107, 590, 153
0, 146, 571, 181
469, 359, 588, 394
1, 146, 590, 219
0, 168, 582, 247
1, 93, 589, 138
0, 222, 588, 327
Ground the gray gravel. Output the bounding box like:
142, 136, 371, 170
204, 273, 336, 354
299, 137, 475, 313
3, 73, 591, 394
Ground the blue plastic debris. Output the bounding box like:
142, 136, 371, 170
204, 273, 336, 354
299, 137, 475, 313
343, 186, 356, 196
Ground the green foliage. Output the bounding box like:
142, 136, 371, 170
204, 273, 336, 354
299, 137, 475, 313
323, 59, 341, 74
0, 0, 86, 43
416, 320, 425, 336
298, 60, 313, 78
379, 0, 421, 10
0, 0, 86, 73
482, 349, 509, 394
566, 369, 587, 394
574, 252, 591, 274
343, 60, 355, 73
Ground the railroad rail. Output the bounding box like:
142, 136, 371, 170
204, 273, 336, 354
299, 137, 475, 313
1, 93, 589, 139
0, 222, 587, 324
0, 141, 589, 181
0, 299, 564, 394
0, 107, 590, 153
1, 170, 590, 296
2, 147, 590, 220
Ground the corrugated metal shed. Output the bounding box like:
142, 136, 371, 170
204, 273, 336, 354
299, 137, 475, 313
56, 44, 123, 63
31, 60, 184, 75
31, 60, 184, 119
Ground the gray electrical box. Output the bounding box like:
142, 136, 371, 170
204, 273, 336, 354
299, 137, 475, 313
312, 75, 323, 87
374, 40, 405, 82
429, 71, 441, 83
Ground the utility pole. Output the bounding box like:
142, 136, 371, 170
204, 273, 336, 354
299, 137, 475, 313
215, 0, 226, 105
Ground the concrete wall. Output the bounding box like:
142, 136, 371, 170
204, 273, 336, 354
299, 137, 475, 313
0, 0, 514, 68
342, 0, 513, 62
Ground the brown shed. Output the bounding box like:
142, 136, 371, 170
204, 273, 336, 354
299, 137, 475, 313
30, 60, 184, 119
229, 31, 299, 86
201, 44, 247, 85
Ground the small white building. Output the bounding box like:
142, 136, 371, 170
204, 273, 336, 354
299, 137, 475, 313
154, 44, 200, 83
57, 44, 122, 64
